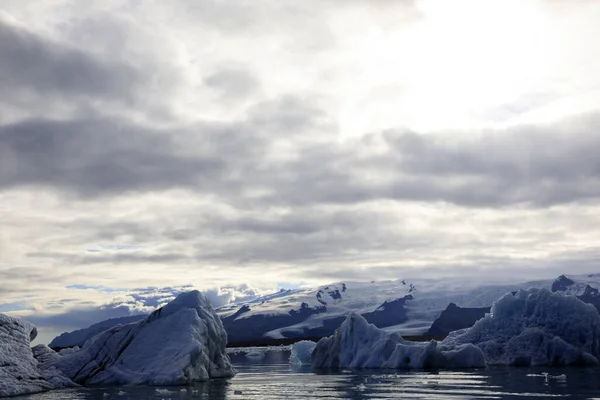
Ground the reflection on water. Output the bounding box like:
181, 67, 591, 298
14, 350, 600, 400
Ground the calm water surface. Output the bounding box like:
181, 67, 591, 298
15, 350, 600, 399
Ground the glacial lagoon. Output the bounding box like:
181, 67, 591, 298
13, 350, 600, 400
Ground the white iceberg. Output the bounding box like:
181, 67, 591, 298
441, 288, 600, 366
290, 340, 317, 365
311, 312, 485, 369
45, 290, 236, 385
0, 313, 74, 397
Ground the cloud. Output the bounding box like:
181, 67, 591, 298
1, 0, 600, 341
0, 117, 225, 196
0, 15, 140, 101
20, 284, 270, 344
204, 67, 260, 100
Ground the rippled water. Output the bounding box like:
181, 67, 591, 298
14, 350, 600, 399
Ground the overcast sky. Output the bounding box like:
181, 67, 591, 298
1, 0, 600, 343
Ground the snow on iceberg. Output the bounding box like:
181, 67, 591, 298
441, 288, 600, 366
0, 313, 74, 397
311, 312, 484, 369
290, 340, 317, 366
45, 290, 236, 385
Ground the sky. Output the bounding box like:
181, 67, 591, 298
1, 0, 600, 343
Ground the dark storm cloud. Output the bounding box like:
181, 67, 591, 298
382, 117, 600, 206
2, 109, 599, 208
250, 112, 600, 208
0, 118, 226, 196
0, 17, 140, 101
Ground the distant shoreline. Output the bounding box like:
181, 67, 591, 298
49, 334, 447, 352
225, 334, 446, 348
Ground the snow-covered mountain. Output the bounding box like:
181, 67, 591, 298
48, 273, 600, 347
49, 315, 146, 349
217, 273, 600, 343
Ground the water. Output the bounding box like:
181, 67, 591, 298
14, 350, 600, 399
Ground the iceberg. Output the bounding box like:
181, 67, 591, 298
311, 312, 485, 369
441, 288, 600, 366
0, 313, 73, 397
290, 340, 317, 366
44, 290, 236, 385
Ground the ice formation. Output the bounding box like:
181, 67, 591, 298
49, 315, 145, 349
441, 288, 600, 366
311, 312, 485, 369
0, 314, 74, 397
226, 345, 291, 355
245, 350, 266, 359
290, 340, 317, 365
45, 290, 236, 385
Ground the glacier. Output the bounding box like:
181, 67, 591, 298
441, 288, 600, 366
310, 312, 485, 369
0, 313, 74, 397
43, 290, 236, 385
49, 273, 600, 347
308, 287, 600, 370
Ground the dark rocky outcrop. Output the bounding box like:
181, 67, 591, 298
551, 275, 576, 292
577, 285, 600, 314
274, 295, 413, 339
221, 302, 327, 342
362, 295, 413, 327
427, 303, 490, 336
550, 275, 600, 315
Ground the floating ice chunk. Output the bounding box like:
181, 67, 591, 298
554, 374, 567, 382
46, 291, 236, 385
227, 345, 291, 354
245, 350, 266, 359
290, 340, 317, 365
117, 390, 126, 396
311, 312, 485, 369
442, 288, 600, 366
155, 388, 178, 394
527, 372, 567, 382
